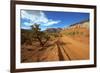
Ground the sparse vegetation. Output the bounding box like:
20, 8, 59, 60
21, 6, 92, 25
21, 21, 89, 63
31, 24, 50, 47
21, 29, 33, 45
21, 24, 50, 47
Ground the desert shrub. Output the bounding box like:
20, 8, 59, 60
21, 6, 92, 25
50, 33, 57, 38
75, 31, 79, 35
21, 29, 33, 45
31, 24, 50, 47
21, 34, 27, 45
71, 32, 75, 35
67, 32, 74, 36
80, 32, 84, 35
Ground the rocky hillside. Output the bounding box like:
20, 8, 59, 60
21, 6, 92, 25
63, 20, 89, 30
61, 20, 90, 44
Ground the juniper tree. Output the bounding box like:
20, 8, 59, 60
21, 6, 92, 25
31, 24, 50, 47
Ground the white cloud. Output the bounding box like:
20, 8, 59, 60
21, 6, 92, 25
44, 20, 60, 26
23, 22, 33, 26
21, 26, 31, 29
21, 10, 61, 27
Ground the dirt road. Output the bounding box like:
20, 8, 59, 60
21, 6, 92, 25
60, 35, 89, 60
21, 35, 89, 62
32, 35, 90, 62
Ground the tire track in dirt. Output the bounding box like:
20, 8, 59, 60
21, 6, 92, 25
55, 38, 71, 61
60, 45, 71, 60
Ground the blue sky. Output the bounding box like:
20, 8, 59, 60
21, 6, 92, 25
21, 10, 89, 30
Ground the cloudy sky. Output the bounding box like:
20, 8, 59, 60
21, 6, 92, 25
21, 10, 89, 30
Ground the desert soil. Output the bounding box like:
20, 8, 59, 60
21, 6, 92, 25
21, 34, 89, 62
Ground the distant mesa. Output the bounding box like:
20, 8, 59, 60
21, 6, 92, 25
45, 28, 62, 33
